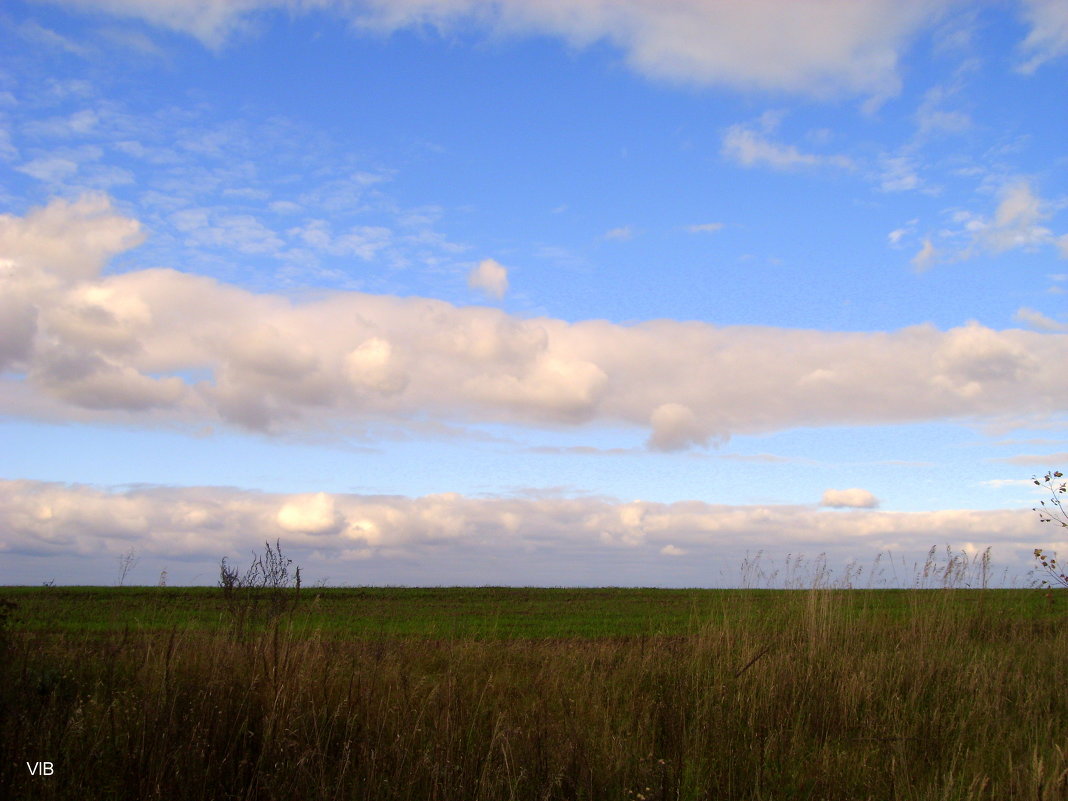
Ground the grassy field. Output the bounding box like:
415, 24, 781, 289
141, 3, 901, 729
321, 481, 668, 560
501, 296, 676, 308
3, 583, 1068, 800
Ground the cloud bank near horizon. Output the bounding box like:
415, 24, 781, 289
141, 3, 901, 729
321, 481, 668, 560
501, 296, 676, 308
0, 479, 1042, 574
2, 195, 1067, 449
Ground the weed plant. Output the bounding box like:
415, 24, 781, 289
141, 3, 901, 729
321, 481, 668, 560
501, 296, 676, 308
218, 540, 302, 638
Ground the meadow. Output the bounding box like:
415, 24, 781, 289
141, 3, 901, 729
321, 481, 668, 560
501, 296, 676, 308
3, 569, 1068, 800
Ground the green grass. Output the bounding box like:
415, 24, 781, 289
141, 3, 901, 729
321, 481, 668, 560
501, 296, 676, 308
5, 585, 1057, 638
3, 585, 1068, 800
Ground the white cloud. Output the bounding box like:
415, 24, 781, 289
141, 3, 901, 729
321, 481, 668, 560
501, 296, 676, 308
18, 19, 93, 56
17, 156, 81, 183
46, 0, 266, 49
3, 196, 1068, 444
888, 228, 909, 247
911, 237, 937, 271
878, 155, 921, 192
648, 402, 713, 452
289, 220, 393, 260
914, 83, 971, 138
919, 182, 1067, 269
45, 0, 966, 98
1014, 307, 1067, 332
24, 109, 101, 138
982, 182, 1057, 253
686, 222, 724, 234
0, 479, 1041, 581
277, 492, 345, 535
820, 488, 880, 508
177, 210, 286, 255
979, 478, 1038, 489
0, 129, 18, 163
1017, 0, 1068, 73
996, 451, 1068, 466
0, 193, 143, 280
603, 226, 634, 241
722, 117, 853, 171
467, 257, 509, 299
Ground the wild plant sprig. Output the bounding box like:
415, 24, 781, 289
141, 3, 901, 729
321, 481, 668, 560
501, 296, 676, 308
1033, 470, 1068, 589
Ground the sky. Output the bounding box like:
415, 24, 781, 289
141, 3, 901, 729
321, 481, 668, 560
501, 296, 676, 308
0, 0, 1066, 587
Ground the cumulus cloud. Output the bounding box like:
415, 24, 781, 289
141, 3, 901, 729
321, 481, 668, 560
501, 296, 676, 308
277, 492, 345, 535
46, 0, 972, 98
648, 402, 714, 452
467, 257, 509, 299
0, 193, 143, 280
0, 479, 1040, 580
820, 488, 880, 508
2, 196, 1068, 444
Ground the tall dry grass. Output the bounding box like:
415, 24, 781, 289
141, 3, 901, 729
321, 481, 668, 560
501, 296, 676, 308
3, 588, 1068, 800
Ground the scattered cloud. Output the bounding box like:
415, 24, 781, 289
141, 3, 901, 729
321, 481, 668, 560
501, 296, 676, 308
660, 544, 686, 556
3, 196, 1068, 447
717, 452, 796, 464
467, 257, 510, 300
995, 452, 1068, 466
911, 237, 937, 271
177, 210, 285, 255
95, 25, 169, 58
524, 445, 636, 456
3, 88, 463, 285
16, 155, 82, 183
1014, 307, 1067, 332
888, 220, 918, 247
974, 181, 1060, 254
722, 113, 853, 171
914, 181, 1067, 269
686, 222, 725, 234
17, 19, 92, 56
0, 130, 17, 163
23, 109, 101, 138
878, 155, 922, 192
288, 220, 393, 261
1016, 0, 1068, 73
914, 83, 971, 137
979, 478, 1038, 489
820, 488, 880, 508
45, 0, 968, 99
603, 226, 634, 242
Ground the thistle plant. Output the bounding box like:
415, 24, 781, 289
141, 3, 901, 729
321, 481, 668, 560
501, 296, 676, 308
1032, 470, 1068, 590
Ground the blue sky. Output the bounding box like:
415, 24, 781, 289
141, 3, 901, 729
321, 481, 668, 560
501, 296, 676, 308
1, 0, 1066, 586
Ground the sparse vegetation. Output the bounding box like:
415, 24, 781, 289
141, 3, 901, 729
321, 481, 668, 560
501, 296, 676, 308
115, 547, 140, 587
2, 561, 1068, 800
1033, 470, 1068, 591
218, 539, 302, 637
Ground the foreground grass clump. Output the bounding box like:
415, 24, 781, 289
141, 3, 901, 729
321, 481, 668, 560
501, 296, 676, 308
2, 589, 1068, 800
